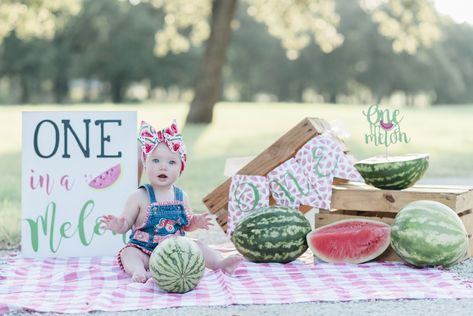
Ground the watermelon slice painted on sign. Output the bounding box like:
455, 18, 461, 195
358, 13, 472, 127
88, 164, 121, 189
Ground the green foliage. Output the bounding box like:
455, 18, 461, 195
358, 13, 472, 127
367, 0, 441, 54
0, 32, 52, 103
429, 22, 473, 104
66, 0, 161, 102
0, 0, 81, 42
0, 0, 472, 104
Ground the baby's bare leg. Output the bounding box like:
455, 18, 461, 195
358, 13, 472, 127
195, 240, 243, 274
120, 247, 150, 283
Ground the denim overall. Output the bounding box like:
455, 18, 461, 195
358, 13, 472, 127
124, 184, 190, 255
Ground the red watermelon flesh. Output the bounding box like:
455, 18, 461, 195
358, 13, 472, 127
307, 219, 391, 264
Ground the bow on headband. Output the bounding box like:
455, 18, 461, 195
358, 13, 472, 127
138, 120, 187, 173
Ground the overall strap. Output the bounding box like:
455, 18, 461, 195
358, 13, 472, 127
174, 186, 184, 202
140, 184, 157, 203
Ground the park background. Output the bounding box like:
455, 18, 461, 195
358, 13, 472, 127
0, 0, 472, 251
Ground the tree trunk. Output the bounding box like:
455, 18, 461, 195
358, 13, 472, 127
53, 78, 69, 104
83, 79, 92, 103
19, 76, 30, 104
295, 80, 305, 103
329, 92, 337, 104
111, 79, 124, 103
186, 0, 238, 124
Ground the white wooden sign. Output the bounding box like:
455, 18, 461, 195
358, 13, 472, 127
21, 111, 137, 257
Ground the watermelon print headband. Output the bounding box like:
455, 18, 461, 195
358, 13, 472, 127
138, 120, 187, 173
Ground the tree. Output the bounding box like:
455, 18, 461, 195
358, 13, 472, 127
151, 0, 441, 123
66, 0, 162, 103
0, 32, 51, 103
0, 0, 444, 108
0, 0, 81, 103
186, 0, 237, 123
429, 21, 473, 104
0, 0, 81, 43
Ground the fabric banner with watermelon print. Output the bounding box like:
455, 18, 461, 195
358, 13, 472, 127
295, 133, 363, 209
21, 112, 137, 258
227, 133, 362, 227
267, 158, 315, 209
227, 175, 270, 235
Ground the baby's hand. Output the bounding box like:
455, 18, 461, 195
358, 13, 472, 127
100, 215, 126, 232
191, 213, 212, 230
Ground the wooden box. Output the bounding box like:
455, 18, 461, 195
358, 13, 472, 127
315, 182, 473, 261
203, 117, 334, 231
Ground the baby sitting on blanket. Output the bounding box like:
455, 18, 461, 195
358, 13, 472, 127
101, 120, 242, 282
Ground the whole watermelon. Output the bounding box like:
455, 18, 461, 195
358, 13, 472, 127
149, 236, 205, 293
355, 153, 429, 190
231, 206, 312, 263
391, 200, 468, 267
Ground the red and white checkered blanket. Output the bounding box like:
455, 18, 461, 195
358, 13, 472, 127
1, 245, 473, 314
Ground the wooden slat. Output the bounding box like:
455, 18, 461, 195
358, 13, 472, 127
457, 189, 473, 215
213, 207, 228, 232
203, 117, 331, 229
466, 236, 473, 260
333, 182, 472, 194
331, 183, 473, 213
400, 185, 471, 194
460, 209, 473, 236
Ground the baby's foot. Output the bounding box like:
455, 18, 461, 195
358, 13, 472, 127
222, 254, 244, 275
131, 271, 148, 283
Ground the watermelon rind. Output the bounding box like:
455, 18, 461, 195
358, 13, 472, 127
149, 236, 205, 293
355, 153, 429, 190
390, 200, 469, 268
231, 206, 312, 263
306, 219, 391, 264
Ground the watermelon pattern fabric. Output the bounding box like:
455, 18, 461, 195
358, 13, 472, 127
231, 206, 312, 263
355, 153, 429, 190
227, 175, 270, 236
295, 134, 363, 209
391, 200, 469, 267
267, 158, 312, 209
149, 236, 205, 293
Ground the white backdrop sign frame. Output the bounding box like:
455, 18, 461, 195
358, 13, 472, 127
21, 111, 137, 257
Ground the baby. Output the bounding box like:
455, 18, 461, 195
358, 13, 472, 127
101, 120, 242, 282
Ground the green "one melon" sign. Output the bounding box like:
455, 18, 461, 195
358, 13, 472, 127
21, 111, 137, 258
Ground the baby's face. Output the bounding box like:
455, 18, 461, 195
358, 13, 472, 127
145, 143, 181, 190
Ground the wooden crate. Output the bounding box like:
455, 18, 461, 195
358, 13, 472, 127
203, 117, 334, 232
315, 183, 473, 262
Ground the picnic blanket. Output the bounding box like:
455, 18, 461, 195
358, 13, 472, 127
1, 244, 473, 314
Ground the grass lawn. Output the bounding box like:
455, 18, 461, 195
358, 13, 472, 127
1, 102, 473, 248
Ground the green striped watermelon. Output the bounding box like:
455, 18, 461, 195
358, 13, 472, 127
149, 236, 205, 293
391, 200, 468, 267
231, 206, 311, 263
355, 153, 429, 190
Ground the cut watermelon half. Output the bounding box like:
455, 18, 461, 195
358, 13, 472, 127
307, 219, 391, 264
354, 153, 429, 190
